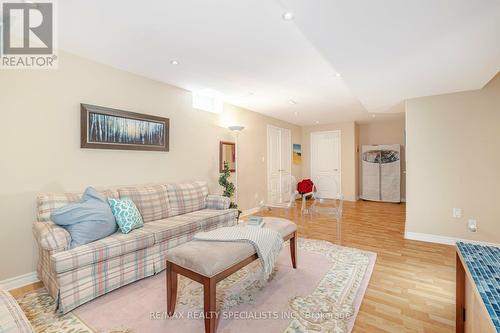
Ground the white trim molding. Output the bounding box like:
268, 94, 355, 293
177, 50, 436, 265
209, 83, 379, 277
405, 231, 500, 247
0, 272, 39, 291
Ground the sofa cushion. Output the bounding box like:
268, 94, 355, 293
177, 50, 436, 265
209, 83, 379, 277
37, 189, 119, 222
143, 208, 238, 244
108, 197, 144, 233
51, 228, 154, 274
51, 187, 118, 248
0, 288, 34, 333
188, 209, 239, 231
166, 181, 209, 216
143, 217, 202, 245
118, 185, 170, 222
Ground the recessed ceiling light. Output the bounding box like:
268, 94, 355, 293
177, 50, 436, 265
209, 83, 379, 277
282, 12, 295, 21
289, 99, 297, 105
170, 60, 179, 65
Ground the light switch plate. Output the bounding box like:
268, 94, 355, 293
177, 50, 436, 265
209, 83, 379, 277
453, 208, 462, 218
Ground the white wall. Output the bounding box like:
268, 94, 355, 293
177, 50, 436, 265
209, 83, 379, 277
406, 74, 500, 243
0, 51, 301, 280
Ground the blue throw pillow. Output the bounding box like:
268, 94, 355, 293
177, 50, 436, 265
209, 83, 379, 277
50, 187, 118, 248
108, 197, 144, 234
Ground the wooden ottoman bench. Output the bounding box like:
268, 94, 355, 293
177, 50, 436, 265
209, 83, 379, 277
165, 217, 297, 333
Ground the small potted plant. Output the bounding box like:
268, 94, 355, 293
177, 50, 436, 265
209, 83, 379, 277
218, 161, 242, 219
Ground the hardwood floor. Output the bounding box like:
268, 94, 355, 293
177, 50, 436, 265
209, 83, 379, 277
260, 200, 456, 333
9, 281, 43, 299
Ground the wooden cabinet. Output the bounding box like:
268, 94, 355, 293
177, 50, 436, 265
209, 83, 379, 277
456, 250, 497, 333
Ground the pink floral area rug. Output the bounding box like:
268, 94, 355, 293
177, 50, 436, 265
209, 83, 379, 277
17, 238, 376, 333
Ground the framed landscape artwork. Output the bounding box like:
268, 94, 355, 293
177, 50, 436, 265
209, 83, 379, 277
81, 104, 170, 151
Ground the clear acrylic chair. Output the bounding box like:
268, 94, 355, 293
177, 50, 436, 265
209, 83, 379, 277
303, 176, 344, 244
259, 175, 299, 217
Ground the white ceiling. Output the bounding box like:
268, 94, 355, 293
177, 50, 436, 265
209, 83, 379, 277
285, 0, 500, 112
58, 0, 500, 125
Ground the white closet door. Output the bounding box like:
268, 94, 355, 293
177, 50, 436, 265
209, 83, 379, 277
280, 128, 292, 197
267, 125, 292, 203
267, 126, 281, 202
310, 131, 341, 198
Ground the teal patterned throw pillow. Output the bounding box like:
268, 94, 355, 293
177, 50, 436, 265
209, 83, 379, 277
108, 197, 144, 234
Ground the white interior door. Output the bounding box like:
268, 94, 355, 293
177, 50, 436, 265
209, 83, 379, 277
280, 128, 291, 196
267, 125, 291, 203
267, 125, 281, 202
311, 131, 341, 198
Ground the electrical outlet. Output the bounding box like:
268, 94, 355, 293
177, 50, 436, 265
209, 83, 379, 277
468, 219, 477, 232
453, 208, 462, 218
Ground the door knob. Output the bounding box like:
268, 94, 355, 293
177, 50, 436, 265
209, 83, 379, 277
333, 169, 338, 171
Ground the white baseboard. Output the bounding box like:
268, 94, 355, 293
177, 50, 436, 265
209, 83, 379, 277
405, 231, 500, 247
0, 272, 39, 291
241, 206, 262, 217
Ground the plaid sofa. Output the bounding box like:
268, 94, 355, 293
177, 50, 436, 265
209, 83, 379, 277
33, 181, 238, 314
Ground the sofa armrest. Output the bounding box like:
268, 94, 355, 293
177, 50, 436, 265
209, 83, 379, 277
206, 195, 231, 210
33, 221, 71, 252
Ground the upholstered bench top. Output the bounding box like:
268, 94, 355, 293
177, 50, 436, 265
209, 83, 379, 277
165, 217, 297, 278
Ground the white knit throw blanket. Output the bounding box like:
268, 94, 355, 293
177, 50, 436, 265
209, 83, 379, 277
193, 226, 283, 280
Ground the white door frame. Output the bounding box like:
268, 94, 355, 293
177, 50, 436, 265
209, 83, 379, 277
310, 130, 342, 194
267, 125, 292, 196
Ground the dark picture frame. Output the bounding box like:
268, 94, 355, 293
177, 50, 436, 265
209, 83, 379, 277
81, 104, 169, 152
219, 141, 236, 173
